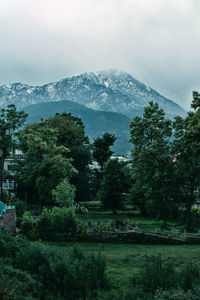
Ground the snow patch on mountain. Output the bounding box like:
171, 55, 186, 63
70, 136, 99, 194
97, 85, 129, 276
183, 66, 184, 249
0, 69, 186, 119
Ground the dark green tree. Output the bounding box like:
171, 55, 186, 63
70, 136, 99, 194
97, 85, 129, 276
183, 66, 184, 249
130, 102, 175, 227
92, 133, 116, 197
98, 158, 131, 213
20, 113, 92, 203
93, 132, 116, 168
172, 91, 200, 230
42, 113, 92, 202
19, 122, 77, 205
0, 104, 27, 200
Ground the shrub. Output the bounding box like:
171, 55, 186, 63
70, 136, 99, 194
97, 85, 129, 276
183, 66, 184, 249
38, 206, 77, 235
0, 231, 109, 300
130, 255, 200, 297
52, 179, 76, 208
21, 211, 39, 240
0, 263, 40, 300
13, 198, 26, 217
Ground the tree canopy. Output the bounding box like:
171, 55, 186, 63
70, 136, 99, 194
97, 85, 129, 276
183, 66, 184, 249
0, 104, 27, 200
130, 101, 175, 226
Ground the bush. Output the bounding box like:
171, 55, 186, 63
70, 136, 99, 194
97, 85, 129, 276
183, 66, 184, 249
38, 206, 77, 235
13, 198, 26, 217
130, 255, 200, 297
21, 206, 87, 240
0, 263, 40, 300
0, 231, 110, 299
191, 206, 200, 226
21, 211, 39, 240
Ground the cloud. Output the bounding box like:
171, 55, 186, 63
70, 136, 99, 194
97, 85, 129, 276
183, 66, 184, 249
0, 0, 200, 109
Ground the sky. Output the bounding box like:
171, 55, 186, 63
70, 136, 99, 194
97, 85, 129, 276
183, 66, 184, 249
0, 0, 200, 110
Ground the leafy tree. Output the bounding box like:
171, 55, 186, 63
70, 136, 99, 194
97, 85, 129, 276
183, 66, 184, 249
130, 102, 175, 226
52, 178, 76, 208
0, 104, 27, 199
172, 92, 200, 230
98, 158, 131, 213
24, 113, 92, 202
19, 122, 77, 205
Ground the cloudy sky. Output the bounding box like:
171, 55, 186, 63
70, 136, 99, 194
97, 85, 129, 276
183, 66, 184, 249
0, 0, 200, 110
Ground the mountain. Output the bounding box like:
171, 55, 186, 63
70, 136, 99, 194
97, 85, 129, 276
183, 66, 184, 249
23, 100, 132, 155
0, 70, 186, 119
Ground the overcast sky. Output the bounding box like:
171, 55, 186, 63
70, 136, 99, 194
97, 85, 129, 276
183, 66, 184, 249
0, 0, 200, 110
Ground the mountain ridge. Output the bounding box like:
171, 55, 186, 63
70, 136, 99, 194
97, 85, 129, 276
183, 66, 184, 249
0, 69, 186, 119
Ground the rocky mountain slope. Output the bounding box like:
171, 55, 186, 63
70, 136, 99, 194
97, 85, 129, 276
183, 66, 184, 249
0, 70, 186, 119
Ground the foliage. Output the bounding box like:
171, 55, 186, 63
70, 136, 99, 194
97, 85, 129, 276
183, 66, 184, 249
19, 113, 92, 203
93, 132, 116, 168
172, 92, 200, 230
47, 113, 92, 202
98, 158, 131, 212
38, 206, 78, 236
0, 104, 27, 200
0, 262, 40, 300
21, 206, 86, 240
0, 104, 27, 157
21, 211, 39, 240
52, 179, 76, 208
19, 122, 77, 205
130, 255, 200, 297
130, 101, 176, 226
0, 231, 109, 300
13, 197, 26, 217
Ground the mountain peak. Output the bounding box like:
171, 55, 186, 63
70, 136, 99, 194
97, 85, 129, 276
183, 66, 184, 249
0, 70, 186, 119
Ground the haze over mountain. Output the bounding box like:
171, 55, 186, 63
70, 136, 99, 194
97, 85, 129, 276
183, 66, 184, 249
23, 100, 131, 155
0, 70, 186, 119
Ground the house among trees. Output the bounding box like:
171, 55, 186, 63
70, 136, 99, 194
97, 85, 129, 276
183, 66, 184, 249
1, 148, 23, 196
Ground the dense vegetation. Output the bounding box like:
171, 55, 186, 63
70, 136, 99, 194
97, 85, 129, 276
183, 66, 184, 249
0, 91, 200, 299
0, 231, 109, 300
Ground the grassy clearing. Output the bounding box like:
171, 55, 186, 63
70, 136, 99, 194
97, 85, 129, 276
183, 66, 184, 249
79, 201, 182, 233
43, 201, 200, 289
46, 241, 200, 288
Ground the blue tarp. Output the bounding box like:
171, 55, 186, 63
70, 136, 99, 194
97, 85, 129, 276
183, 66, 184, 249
0, 201, 7, 215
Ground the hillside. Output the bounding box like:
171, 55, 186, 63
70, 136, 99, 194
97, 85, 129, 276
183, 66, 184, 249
24, 100, 132, 155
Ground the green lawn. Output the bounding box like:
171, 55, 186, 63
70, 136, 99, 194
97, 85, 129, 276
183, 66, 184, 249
46, 241, 200, 288
79, 201, 183, 233
43, 201, 200, 289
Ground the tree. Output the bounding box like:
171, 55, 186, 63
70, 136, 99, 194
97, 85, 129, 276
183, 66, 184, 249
93, 132, 116, 168
92, 133, 116, 197
172, 92, 200, 230
130, 102, 175, 226
19, 122, 77, 205
0, 104, 27, 200
40, 113, 92, 202
52, 179, 75, 208
98, 158, 131, 213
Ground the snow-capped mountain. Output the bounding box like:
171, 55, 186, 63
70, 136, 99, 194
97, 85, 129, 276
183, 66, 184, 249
0, 70, 186, 118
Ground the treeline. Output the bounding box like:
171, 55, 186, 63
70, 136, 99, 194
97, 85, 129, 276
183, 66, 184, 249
0, 91, 200, 232
129, 92, 200, 230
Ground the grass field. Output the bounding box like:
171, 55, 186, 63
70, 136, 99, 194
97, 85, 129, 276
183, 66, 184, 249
46, 241, 200, 288
43, 201, 200, 289
79, 201, 184, 233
